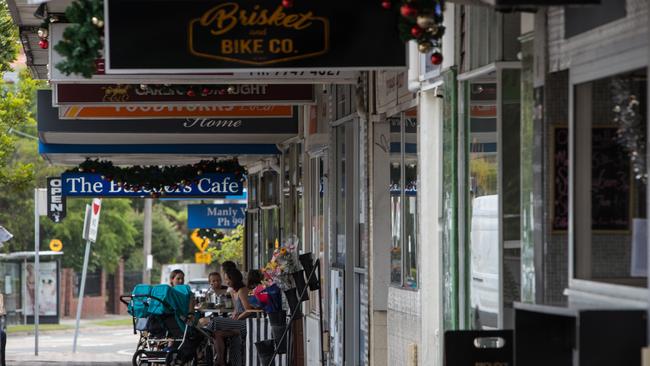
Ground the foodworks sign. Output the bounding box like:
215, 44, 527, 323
61, 173, 243, 197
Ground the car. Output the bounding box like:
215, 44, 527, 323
187, 278, 210, 297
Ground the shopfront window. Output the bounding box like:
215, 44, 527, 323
389, 109, 419, 288
309, 156, 327, 314
467, 80, 499, 328
573, 68, 647, 287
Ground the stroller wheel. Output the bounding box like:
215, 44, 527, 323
132, 349, 148, 366
165, 350, 193, 366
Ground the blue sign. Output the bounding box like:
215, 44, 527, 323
187, 204, 246, 229
62, 173, 243, 197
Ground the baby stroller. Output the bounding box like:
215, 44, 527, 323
121, 284, 214, 366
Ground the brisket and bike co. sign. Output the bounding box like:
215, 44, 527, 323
53, 83, 314, 106
105, 0, 405, 73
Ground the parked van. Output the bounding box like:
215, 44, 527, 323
469, 194, 499, 329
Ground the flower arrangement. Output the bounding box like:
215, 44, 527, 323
263, 238, 302, 290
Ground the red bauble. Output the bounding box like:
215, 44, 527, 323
381, 0, 391, 9
400, 4, 417, 18
202, 87, 210, 96
430, 52, 443, 65
38, 39, 49, 49
411, 26, 424, 38
187, 89, 196, 97
282, 0, 293, 8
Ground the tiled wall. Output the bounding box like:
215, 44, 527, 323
543, 70, 569, 305
387, 287, 421, 366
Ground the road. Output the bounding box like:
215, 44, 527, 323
6, 325, 140, 365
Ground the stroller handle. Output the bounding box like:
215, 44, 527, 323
121, 294, 194, 319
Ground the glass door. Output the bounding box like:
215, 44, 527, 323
330, 119, 360, 365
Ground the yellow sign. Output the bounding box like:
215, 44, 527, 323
190, 229, 210, 252
49, 239, 63, 252
195, 252, 212, 264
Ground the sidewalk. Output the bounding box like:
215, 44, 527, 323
5, 315, 136, 365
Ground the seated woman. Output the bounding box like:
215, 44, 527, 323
209, 268, 261, 366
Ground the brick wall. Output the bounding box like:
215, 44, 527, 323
60, 267, 111, 318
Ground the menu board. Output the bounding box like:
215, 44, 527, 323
552, 127, 631, 232
591, 127, 630, 231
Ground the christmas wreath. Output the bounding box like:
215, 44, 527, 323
65, 158, 247, 195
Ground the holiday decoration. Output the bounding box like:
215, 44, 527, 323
38, 39, 49, 49
384, 0, 445, 62
53, 0, 104, 78
64, 158, 246, 195
430, 51, 443, 65
410, 26, 424, 38
611, 77, 647, 183
281, 0, 294, 8
400, 4, 418, 18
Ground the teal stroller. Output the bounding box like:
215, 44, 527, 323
121, 284, 214, 366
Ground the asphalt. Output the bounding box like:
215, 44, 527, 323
5, 315, 138, 366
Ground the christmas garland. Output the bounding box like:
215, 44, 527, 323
198, 228, 225, 240
65, 158, 247, 195
36, 0, 103, 78
383, 0, 445, 64
611, 77, 647, 184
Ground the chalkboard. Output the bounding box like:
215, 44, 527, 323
591, 127, 630, 231
552, 127, 569, 231
551, 127, 631, 232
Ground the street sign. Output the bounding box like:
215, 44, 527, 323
49, 239, 63, 252
0, 226, 12, 243
82, 199, 102, 242
46, 178, 66, 223
190, 229, 210, 252
195, 252, 211, 264
187, 204, 246, 229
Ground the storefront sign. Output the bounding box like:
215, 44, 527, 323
61, 173, 243, 198
53, 83, 315, 106
38, 90, 299, 143
187, 204, 246, 229
58, 105, 294, 119
105, 0, 405, 73
50, 24, 356, 83
47, 177, 66, 223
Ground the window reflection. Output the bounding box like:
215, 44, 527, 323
467, 81, 499, 329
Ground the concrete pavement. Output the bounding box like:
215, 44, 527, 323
5, 316, 138, 365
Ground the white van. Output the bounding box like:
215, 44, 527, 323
469, 194, 499, 328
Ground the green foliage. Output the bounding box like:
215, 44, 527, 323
207, 225, 244, 268
0, 0, 17, 73
43, 198, 137, 273
53, 0, 103, 78
129, 204, 182, 270
0, 69, 45, 187
0, 70, 51, 254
